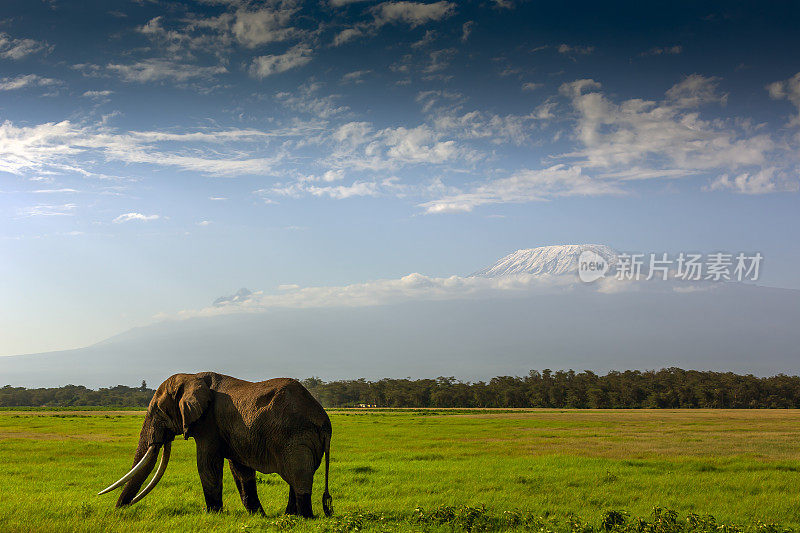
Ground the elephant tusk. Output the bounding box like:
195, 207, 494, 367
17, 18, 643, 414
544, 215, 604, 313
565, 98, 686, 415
97, 445, 157, 495
128, 441, 171, 505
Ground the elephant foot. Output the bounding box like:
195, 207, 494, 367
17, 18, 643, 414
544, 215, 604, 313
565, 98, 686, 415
204, 494, 223, 513
241, 492, 264, 515
297, 493, 314, 518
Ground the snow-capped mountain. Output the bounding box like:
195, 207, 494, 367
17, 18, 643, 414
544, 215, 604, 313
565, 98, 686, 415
471, 244, 618, 278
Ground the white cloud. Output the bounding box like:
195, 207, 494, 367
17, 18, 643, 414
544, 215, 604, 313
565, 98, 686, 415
324, 121, 468, 173
272, 180, 380, 199
138, 16, 216, 58
128, 6, 325, 93
178, 271, 582, 318
420, 164, 624, 213
106, 59, 227, 83
320, 169, 345, 182
332, 28, 363, 46
423, 48, 455, 73
139, 5, 300, 56
558, 78, 601, 97
82, 90, 113, 98
332, 3, 455, 49
341, 69, 370, 83
0, 74, 59, 91
332, 121, 373, 146
460, 21, 475, 42
381, 125, 460, 164
139, 16, 171, 35
522, 82, 543, 91
19, 204, 77, 217
372, 1, 456, 27
557, 44, 594, 55
231, 7, 299, 47
113, 212, 160, 223
263, 167, 409, 202
415, 89, 463, 113
329, 0, 371, 6
106, 148, 282, 176
413, 29, 438, 49
0, 120, 287, 178
558, 76, 777, 179
431, 110, 531, 145
492, 0, 516, 9
249, 45, 312, 78
417, 90, 543, 145
641, 45, 682, 56
705, 168, 799, 194
94, 128, 287, 176
276, 83, 348, 118
665, 74, 726, 108
174, 267, 685, 320
0, 33, 51, 60
197, 220, 212, 226
213, 288, 256, 307
32, 188, 79, 194
767, 72, 800, 126
123, 129, 272, 143
0, 120, 83, 176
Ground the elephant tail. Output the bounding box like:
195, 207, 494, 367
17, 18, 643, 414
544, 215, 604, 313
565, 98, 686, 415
322, 432, 332, 517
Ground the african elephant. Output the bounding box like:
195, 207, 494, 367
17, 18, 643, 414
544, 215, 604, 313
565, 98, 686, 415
98, 372, 333, 518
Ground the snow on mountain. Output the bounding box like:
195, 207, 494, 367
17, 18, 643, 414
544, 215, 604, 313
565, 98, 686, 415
471, 244, 618, 278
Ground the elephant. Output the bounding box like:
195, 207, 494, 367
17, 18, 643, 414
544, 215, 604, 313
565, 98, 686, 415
98, 372, 333, 518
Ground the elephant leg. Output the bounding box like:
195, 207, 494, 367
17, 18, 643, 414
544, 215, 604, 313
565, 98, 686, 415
295, 491, 313, 518
196, 443, 224, 512
229, 459, 264, 515
284, 443, 318, 518
285, 485, 298, 515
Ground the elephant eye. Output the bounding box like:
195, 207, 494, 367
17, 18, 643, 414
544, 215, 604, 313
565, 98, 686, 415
152, 405, 168, 421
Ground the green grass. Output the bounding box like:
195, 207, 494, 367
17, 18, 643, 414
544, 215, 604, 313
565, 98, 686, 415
0, 406, 147, 411
1, 409, 799, 532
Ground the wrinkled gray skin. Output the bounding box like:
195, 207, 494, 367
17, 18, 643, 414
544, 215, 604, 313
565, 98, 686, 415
116, 372, 332, 517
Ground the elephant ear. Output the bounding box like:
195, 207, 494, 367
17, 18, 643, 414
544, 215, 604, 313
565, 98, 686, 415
175, 375, 212, 438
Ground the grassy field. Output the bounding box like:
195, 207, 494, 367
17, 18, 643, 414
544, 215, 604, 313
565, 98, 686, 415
1, 409, 799, 532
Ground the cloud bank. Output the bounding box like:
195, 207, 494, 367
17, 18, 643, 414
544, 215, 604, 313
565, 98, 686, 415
173, 269, 691, 320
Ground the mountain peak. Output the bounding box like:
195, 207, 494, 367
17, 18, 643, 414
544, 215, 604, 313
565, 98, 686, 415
471, 244, 618, 278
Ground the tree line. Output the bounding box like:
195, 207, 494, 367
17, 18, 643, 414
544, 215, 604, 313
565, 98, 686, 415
3, 369, 800, 408
0, 382, 154, 408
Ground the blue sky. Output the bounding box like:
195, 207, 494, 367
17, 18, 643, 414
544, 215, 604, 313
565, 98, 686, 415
1, 0, 799, 356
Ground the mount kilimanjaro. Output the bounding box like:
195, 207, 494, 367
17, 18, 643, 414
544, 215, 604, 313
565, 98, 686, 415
471, 244, 617, 278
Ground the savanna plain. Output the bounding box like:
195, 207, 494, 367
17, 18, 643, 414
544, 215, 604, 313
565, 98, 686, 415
1, 409, 798, 532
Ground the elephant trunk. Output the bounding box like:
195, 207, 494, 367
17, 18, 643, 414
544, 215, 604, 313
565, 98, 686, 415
97, 412, 173, 507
